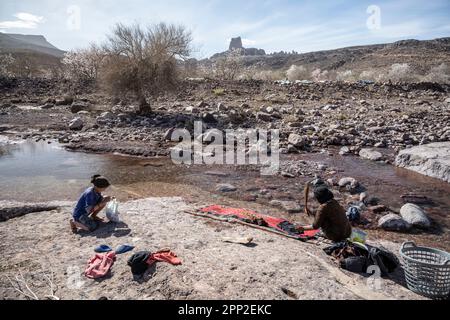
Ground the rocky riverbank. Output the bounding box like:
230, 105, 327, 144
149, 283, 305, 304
1, 79, 449, 163
0, 198, 425, 300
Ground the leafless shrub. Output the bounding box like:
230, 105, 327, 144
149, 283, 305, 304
252, 69, 284, 81
0, 54, 15, 77
62, 43, 105, 82
100, 22, 192, 114
286, 65, 309, 81
422, 63, 450, 84
385, 63, 419, 82
359, 69, 381, 82
336, 69, 355, 82
213, 51, 243, 80
311, 68, 329, 82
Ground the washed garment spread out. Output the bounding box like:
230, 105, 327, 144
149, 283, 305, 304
84, 251, 116, 279
200, 205, 320, 241
147, 250, 182, 266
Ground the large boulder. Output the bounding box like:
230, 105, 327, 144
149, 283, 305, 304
378, 214, 412, 232
395, 142, 450, 183
359, 148, 383, 161
400, 203, 431, 228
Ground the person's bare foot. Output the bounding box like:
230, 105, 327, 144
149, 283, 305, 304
70, 219, 78, 234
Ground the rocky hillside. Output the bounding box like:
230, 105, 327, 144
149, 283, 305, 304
0, 33, 64, 57
204, 37, 450, 77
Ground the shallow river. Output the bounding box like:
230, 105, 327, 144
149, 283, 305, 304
0, 137, 449, 250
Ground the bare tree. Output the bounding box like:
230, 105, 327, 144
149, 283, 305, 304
100, 22, 192, 114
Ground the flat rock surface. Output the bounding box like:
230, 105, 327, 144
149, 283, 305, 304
0, 198, 424, 300
396, 142, 450, 183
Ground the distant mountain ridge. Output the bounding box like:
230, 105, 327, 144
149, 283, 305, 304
204, 36, 450, 75
0, 33, 65, 57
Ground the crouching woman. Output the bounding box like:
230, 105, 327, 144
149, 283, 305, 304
70, 175, 113, 233
300, 186, 352, 242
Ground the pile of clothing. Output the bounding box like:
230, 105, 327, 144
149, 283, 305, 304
324, 241, 400, 276
84, 244, 182, 280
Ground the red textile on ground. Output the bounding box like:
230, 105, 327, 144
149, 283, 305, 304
200, 205, 320, 240
84, 252, 116, 279
146, 250, 182, 266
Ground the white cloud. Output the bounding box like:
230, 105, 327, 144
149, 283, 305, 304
0, 12, 45, 29
242, 38, 257, 46
14, 12, 45, 24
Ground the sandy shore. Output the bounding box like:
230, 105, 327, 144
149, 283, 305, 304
0, 197, 424, 300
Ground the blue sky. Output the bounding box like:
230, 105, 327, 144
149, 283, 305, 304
0, 0, 449, 58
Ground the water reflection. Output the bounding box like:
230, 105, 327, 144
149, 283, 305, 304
0, 140, 188, 202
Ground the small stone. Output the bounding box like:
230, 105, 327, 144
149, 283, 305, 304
369, 205, 387, 214
202, 112, 217, 123
256, 112, 273, 122
164, 128, 175, 141
288, 133, 306, 148
359, 148, 383, 161
339, 146, 350, 155
70, 101, 89, 113
338, 177, 358, 188
270, 200, 302, 213
197, 101, 209, 108
216, 184, 237, 192
40, 102, 54, 109
69, 118, 84, 131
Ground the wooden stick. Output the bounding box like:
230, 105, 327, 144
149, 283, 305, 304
184, 210, 309, 242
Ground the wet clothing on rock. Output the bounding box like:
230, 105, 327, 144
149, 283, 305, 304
128, 250, 182, 277
200, 205, 320, 241
313, 199, 352, 242
73, 187, 103, 222
85, 251, 116, 279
